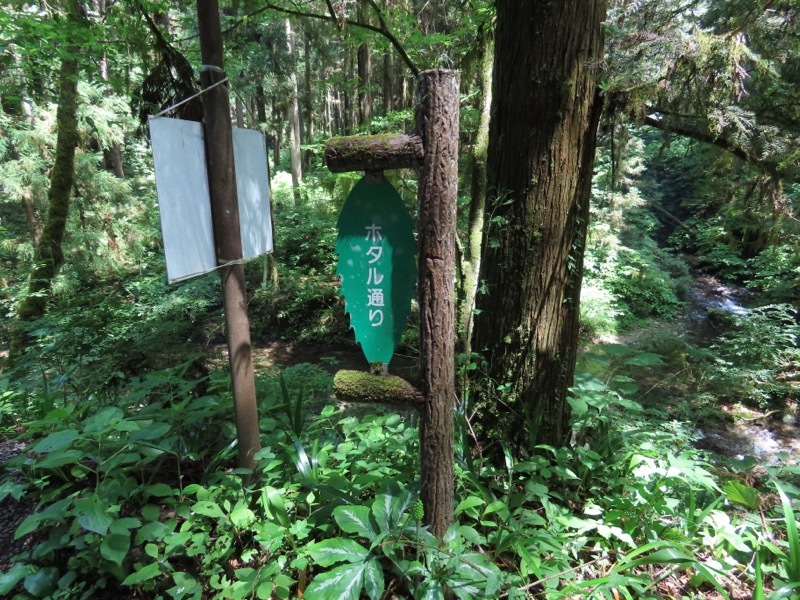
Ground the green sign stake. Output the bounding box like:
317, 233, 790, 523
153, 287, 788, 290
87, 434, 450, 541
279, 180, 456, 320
335, 176, 417, 364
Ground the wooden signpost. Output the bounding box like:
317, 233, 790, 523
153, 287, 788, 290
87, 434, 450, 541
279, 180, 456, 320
327, 70, 459, 539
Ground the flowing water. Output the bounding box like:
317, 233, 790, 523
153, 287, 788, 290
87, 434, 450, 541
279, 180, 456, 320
686, 275, 799, 465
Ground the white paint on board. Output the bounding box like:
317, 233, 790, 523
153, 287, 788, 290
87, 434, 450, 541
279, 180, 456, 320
149, 118, 216, 283
233, 127, 273, 260
149, 117, 273, 283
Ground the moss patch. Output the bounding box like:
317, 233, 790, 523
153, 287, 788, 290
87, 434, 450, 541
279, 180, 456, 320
333, 369, 423, 405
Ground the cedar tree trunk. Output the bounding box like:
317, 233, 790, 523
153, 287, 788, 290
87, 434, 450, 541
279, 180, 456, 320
471, 0, 606, 454
285, 18, 303, 203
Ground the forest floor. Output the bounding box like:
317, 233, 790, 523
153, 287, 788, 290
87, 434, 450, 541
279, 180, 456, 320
1, 276, 796, 598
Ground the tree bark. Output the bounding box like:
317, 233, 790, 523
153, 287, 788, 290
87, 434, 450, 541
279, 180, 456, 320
14, 4, 83, 337
256, 84, 267, 127
235, 96, 245, 128
357, 0, 372, 127
303, 33, 314, 141
383, 49, 394, 114
272, 97, 282, 168
285, 18, 303, 204
324, 133, 423, 172
197, 0, 261, 472
21, 193, 41, 248
417, 69, 459, 541
457, 31, 492, 360
472, 0, 606, 454
95, 0, 125, 179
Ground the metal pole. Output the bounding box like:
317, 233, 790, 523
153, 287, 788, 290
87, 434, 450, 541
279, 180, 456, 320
196, 0, 261, 471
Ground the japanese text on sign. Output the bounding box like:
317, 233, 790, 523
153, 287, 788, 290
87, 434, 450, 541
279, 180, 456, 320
365, 224, 385, 327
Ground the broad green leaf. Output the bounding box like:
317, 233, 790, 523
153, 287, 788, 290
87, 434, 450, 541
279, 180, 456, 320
304, 562, 365, 600
723, 480, 760, 509
567, 396, 589, 416
74, 495, 113, 535
100, 532, 131, 566
230, 506, 256, 528
0, 563, 34, 595
362, 558, 384, 600
192, 500, 226, 520
454, 496, 485, 516
263, 486, 290, 528
623, 352, 664, 366
15, 513, 44, 539
141, 504, 162, 521
166, 572, 203, 600
111, 419, 140, 432
333, 505, 378, 541
307, 538, 369, 567
35, 449, 85, 468
449, 552, 499, 598
771, 582, 800, 598
596, 344, 636, 356
372, 489, 394, 530
776, 481, 800, 582
130, 421, 171, 441
146, 483, 175, 497
122, 561, 162, 585
23, 567, 59, 598
83, 407, 124, 433
30, 429, 80, 453
136, 520, 171, 543
483, 500, 510, 521
110, 517, 141, 533
416, 580, 445, 600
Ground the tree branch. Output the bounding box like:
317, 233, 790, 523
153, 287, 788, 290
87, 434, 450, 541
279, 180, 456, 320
222, 1, 420, 76
642, 113, 788, 180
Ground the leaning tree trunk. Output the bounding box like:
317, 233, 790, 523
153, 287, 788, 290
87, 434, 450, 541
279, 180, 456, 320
471, 0, 606, 454
14, 27, 82, 345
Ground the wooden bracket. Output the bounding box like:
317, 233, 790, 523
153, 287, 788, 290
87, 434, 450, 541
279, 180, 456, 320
324, 133, 423, 173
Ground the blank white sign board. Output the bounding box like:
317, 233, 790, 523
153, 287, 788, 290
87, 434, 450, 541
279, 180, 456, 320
149, 117, 273, 283
233, 127, 274, 261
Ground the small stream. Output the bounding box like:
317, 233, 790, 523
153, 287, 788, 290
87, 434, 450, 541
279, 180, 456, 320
686, 275, 799, 465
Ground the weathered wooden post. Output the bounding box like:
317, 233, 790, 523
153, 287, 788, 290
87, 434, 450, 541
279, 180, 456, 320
196, 0, 261, 471
326, 69, 459, 539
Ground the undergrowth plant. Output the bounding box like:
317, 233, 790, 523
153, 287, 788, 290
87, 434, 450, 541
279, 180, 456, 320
1, 348, 799, 599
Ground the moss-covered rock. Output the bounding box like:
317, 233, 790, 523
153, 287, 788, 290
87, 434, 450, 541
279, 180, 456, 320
333, 370, 423, 405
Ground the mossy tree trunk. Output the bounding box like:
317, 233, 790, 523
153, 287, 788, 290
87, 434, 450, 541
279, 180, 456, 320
457, 31, 493, 363
14, 4, 83, 351
471, 0, 606, 454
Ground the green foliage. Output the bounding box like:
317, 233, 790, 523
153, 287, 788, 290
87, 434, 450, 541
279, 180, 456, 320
584, 133, 691, 332
748, 242, 800, 302
704, 304, 800, 408
4, 336, 799, 599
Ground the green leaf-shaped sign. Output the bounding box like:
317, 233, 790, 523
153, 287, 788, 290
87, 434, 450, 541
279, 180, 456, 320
335, 177, 416, 364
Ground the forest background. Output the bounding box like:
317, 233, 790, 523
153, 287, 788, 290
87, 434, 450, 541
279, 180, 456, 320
0, 0, 800, 598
